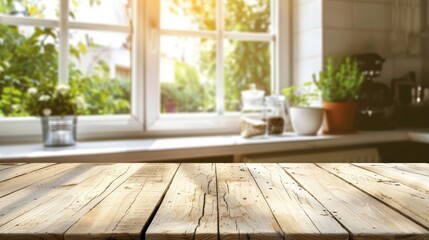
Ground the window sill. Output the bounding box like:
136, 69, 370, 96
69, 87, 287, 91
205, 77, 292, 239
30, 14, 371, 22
0, 130, 418, 163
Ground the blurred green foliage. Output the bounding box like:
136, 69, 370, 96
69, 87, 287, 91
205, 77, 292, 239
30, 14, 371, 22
0, 0, 130, 117
1, 0, 272, 116
162, 0, 272, 113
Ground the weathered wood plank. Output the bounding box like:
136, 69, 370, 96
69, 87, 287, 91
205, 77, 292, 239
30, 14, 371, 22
0, 163, 79, 198
0, 163, 25, 172
146, 163, 217, 240
388, 163, 429, 177
217, 163, 284, 240
65, 163, 179, 240
356, 163, 429, 193
283, 164, 429, 240
0, 163, 110, 227
247, 163, 348, 240
0, 163, 144, 239
0, 163, 55, 182
319, 163, 429, 229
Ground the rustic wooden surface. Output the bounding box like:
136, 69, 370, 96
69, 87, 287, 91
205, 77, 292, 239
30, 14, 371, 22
146, 164, 218, 240
0, 163, 428, 240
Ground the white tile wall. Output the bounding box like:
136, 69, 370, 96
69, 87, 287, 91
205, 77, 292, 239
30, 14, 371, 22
293, 0, 323, 33
294, 29, 323, 59
321, 0, 423, 84
292, 0, 323, 86
294, 57, 323, 86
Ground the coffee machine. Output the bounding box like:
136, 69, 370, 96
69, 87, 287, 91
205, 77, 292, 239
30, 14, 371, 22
354, 53, 395, 130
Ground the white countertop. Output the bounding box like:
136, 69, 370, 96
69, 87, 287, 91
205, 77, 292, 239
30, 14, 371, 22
0, 130, 425, 163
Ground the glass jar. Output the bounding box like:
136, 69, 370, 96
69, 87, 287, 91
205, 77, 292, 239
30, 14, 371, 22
265, 95, 286, 135
240, 84, 266, 138
41, 116, 77, 147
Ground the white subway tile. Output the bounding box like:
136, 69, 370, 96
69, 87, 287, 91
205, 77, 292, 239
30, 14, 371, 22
294, 29, 323, 59
352, 2, 392, 30
294, 0, 322, 33
324, 0, 352, 28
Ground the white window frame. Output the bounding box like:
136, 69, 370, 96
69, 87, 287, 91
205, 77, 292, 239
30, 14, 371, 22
145, 0, 291, 135
0, 0, 290, 142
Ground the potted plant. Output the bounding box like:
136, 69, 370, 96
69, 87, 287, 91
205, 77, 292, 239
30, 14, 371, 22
26, 83, 86, 147
313, 57, 364, 134
283, 82, 323, 135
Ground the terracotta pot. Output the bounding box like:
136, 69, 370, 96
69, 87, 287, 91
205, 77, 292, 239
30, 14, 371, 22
322, 101, 357, 134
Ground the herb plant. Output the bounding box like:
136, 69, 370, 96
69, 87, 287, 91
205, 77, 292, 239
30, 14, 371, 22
283, 82, 319, 107
313, 57, 364, 102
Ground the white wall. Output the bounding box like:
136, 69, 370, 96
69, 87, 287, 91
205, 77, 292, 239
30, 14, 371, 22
323, 0, 423, 84
292, 0, 324, 86
293, 0, 424, 86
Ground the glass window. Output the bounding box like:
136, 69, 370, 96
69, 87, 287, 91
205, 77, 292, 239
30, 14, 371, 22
224, 40, 272, 112
69, 0, 131, 26
161, 0, 216, 31
159, 0, 274, 115
0, 25, 59, 117
225, 0, 272, 33
0, 0, 59, 19
69, 30, 131, 115
160, 36, 216, 113
0, 0, 132, 118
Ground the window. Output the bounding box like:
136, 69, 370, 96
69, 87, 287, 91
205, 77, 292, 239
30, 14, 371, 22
146, 0, 289, 133
0, 0, 289, 141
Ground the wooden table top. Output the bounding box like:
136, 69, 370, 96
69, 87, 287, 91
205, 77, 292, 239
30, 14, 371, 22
0, 163, 428, 240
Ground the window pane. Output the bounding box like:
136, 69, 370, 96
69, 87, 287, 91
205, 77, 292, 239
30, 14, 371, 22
69, 30, 131, 115
161, 0, 216, 31
160, 36, 216, 113
0, 25, 59, 117
69, 0, 131, 26
0, 1, 58, 19
224, 40, 271, 112
225, 0, 271, 33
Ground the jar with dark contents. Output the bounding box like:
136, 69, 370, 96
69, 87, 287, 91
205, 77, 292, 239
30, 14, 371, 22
240, 84, 266, 138
265, 95, 286, 135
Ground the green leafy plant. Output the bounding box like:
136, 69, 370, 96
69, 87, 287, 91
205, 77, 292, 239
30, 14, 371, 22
313, 57, 364, 102
26, 83, 86, 117
282, 82, 319, 107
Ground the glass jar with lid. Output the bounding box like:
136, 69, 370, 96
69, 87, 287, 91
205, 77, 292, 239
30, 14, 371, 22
265, 95, 286, 135
240, 84, 266, 138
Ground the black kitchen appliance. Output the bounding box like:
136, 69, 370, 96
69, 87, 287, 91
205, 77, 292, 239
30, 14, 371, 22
353, 53, 395, 130
391, 72, 429, 128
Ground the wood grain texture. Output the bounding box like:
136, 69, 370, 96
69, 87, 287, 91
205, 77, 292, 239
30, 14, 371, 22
388, 163, 429, 177
247, 163, 348, 240
0, 163, 79, 198
0, 163, 25, 172
0, 163, 55, 182
217, 163, 284, 240
0, 163, 111, 227
65, 163, 179, 240
283, 164, 429, 240
356, 163, 429, 193
146, 163, 218, 240
0, 163, 144, 239
319, 163, 429, 229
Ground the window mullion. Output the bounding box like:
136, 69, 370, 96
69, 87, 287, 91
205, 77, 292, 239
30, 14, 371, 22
59, 0, 69, 83
0, 15, 58, 28
216, 0, 225, 116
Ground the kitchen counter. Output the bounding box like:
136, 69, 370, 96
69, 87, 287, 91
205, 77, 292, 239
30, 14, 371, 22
0, 163, 428, 239
0, 130, 425, 163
